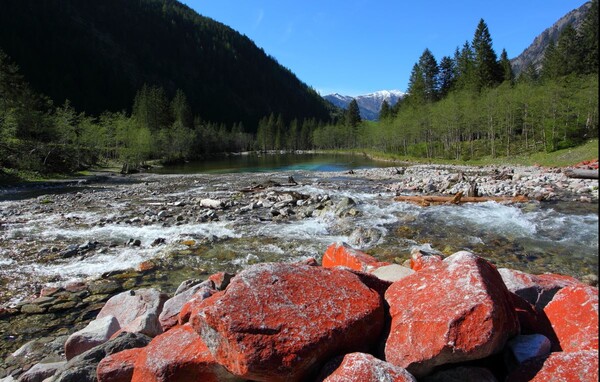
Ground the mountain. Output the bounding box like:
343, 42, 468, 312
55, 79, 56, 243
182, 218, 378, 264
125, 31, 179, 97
510, 1, 592, 76
324, 90, 405, 120
0, 0, 332, 131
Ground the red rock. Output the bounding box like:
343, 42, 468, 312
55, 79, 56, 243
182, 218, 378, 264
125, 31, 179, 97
322, 242, 389, 272
543, 284, 598, 352
136, 260, 156, 272
131, 324, 239, 382
499, 268, 580, 309
97, 348, 142, 382
506, 350, 599, 382
318, 353, 416, 382
409, 249, 443, 271
178, 289, 220, 326
97, 288, 169, 337
191, 263, 385, 382
207, 272, 233, 291
384, 251, 519, 377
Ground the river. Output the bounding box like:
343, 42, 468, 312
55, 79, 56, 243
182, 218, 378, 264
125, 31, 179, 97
0, 154, 598, 357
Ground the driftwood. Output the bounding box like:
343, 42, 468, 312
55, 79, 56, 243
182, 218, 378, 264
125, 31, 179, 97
563, 168, 599, 179
394, 192, 528, 206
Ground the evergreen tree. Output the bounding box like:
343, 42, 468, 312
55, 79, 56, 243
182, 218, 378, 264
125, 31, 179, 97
472, 19, 502, 90
346, 99, 361, 128
454, 42, 477, 91
499, 49, 514, 84
406, 63, 426, 105
438, 55, 456, 97
379, 100, 391, 120
419, 48, 439, 102
171, 89, 193, 129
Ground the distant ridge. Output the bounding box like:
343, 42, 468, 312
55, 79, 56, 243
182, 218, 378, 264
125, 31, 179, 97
510, 1, 592, 76
0, 0, 332, 130
324, 90, 405, 120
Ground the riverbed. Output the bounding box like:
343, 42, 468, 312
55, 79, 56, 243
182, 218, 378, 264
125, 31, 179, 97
0, 161, 598, 362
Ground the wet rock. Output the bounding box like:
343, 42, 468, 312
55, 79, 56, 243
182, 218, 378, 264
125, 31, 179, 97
88, 280, 122, 296
130, 324, 240, 382
384, 251, 519, 377
505, 350, 598, 381
97, 289, 168, 338
64, 315, 120, 360
96, 348, 140, 382
348, 227, 382, 248
317, 353, 416, 382
321, 242, 389, 273
543, 283, 598, 352
191, 263, 385, 382
18, 361, 66, 382
334, 197, 356, 217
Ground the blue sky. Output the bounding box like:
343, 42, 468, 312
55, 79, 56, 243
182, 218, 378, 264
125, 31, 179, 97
181, 1, 587, 96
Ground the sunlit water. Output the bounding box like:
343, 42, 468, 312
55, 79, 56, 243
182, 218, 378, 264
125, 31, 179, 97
0, 156, 598, 306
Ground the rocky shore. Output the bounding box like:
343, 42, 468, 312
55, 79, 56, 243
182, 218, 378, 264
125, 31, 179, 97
0, 162, 598, 380
1, 243, 598, 381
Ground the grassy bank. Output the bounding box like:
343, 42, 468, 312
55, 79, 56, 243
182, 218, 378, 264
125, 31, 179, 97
353, 139, 598, 168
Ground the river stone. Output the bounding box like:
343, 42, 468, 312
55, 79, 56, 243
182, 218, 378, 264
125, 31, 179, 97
498, 268, 580, 310
543, 284, 598, 352
317, 353, 416, 382
505, 350, 599, 381
64, 315, 120, 360
190, 263, 385, 382
159, 281, 215, 332
130, 324, 240, 382
505, 334, 551, 366
321, 242, 388, 273
371, 264, 415, 283
18, 361, 66, 382
96, 288, 168, 338
419, 366, 498, 382
53, 332, 151, 382
96, 348, 140, 382
384, 251, 519, 377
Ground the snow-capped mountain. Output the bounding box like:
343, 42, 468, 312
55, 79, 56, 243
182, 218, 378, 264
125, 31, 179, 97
324, 90, 405, 120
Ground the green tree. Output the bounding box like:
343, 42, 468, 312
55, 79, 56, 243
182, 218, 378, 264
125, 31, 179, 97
438, 55, 456, 97
379, 100, 391, 121
580, 0, 598, 74
499, 49, 514, 84
472, 19, 502, 90
346, 99, 362, 128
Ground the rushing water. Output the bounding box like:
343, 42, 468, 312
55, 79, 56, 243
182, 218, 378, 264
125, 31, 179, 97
0, 155, 598, 308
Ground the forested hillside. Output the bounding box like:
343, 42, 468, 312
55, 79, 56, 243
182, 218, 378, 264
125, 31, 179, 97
310, 1, 598, 160
0, 0, 331, 128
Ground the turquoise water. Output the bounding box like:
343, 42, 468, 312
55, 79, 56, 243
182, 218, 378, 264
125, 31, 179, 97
149, 153, 389, 174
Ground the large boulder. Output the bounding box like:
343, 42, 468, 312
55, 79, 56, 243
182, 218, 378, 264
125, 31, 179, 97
506, 350, 599, 381
18, 361, 66, 382
64, 315, 120, 360
498, 268, 580, 309
97, 288, 168, 337
318, 353, 416, 382
130, 324, 240, 382
543, 283, 598, 352
191, 263, 385, 382
321, 242, 388, 272
384, 251, 519, 377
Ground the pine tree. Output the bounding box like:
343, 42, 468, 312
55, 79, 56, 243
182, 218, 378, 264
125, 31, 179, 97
379, 100, 391, 120
419, 48, 439, 102
171, 89, 193, 129
454, 42, 477, 91
346, 99, 361, 128
438, 55, 456, 97
499, 49, 514, 84
406, 63, 426, 105
472, 19, 502, 91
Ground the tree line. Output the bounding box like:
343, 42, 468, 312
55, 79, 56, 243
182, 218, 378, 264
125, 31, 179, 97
312, 1, 598, 159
